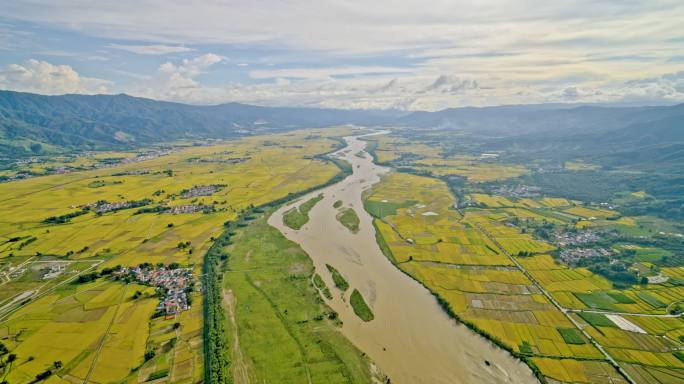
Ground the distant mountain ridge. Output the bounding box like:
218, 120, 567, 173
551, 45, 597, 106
0, 90, 403, 157
1, 90, 683, 165
398, 102, 684, 137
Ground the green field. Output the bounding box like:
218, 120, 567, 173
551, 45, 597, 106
363, 199, 415, 219
557, 328, 586, 344
336, 207, 360, 233
579, 313, 618, 328
283, 194, 324, 230
222, 209, 375, 383
349, 289, 374, 322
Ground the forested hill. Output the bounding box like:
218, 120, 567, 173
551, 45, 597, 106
0, 90, 402, 156
398, 102, 684, 137
2, 89, 683, 163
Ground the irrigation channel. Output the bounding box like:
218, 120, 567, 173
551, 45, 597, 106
268, 131, 538, 384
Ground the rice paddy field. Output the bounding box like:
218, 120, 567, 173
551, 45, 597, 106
0, 280, 155, 383
0, 128, 353, 383
365, 169, 684, 384
0, 129, 346, 266
362, 133, 526, 182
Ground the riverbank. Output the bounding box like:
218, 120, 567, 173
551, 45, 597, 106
269, 132, 538, 384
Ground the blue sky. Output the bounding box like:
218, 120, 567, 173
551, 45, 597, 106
1, 1, 683, 110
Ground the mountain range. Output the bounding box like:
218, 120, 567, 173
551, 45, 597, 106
1, 90, 683, 169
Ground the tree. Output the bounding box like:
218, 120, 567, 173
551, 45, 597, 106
53, 361, 62, 370
29, 143, 42, 154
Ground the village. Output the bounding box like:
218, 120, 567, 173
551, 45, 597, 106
114, 265, 194, 316
165, 203, 215, 214
492, 184, 541, 198
553, 229, 602, 247
559, 246, 612, 264
80, 199, 152, 214
0, 149, 176, 183
180, 184, 225, 199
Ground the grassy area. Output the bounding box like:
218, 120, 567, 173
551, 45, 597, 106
557, 328, 586, 344
222, 209, 374, 383
283, 194, 324, 230
326, 264, 349, 292
333, 200, 343, 209
364, 199, 415, 219
350, 289, 374, 322
336, 208, 360, 233
313, 273, 333, 300
579, 312, 617, 328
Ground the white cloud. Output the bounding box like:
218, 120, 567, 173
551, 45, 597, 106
1, 2, 683, 108
3, 1, 683, 55
132, 54, 224, 103
423, 75, 479, 93
109, 43, 195, 55
249, 66, 413, 80
0, 59, 111, 95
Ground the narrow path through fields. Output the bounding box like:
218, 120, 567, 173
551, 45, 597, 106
222, 288, 251, 384
82, 284, 128, 384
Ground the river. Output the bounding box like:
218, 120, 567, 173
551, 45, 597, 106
268, 132, 538, 384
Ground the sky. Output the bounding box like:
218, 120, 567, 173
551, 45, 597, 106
0, 1, 683, 111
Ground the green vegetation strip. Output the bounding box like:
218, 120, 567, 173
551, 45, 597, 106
283, 194, 324, 229
337, 207, 360, 233
203, 228, 231, 384
147, 369, 169, 381
313, 273, 333, 300
326, 264, 349, 292
350, 289, 374, 322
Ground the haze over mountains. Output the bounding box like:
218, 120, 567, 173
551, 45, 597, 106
1, 90, 683, 167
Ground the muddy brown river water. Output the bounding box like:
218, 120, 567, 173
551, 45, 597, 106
268, 132, 538, 384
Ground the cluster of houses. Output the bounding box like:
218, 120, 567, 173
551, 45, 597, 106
2, 149, 176, 183
598, 201, 619, 211
91, 201, 134, 214
181, 184, 224, 199
492, 184, 541, 198
165, 204, 215, 214
560, 247, 612, 264
1, 167, 70, 183
553, 230, 601, 247
120, 150, 174, 164
78, 199, 150, 214
116, 265, 193, 316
